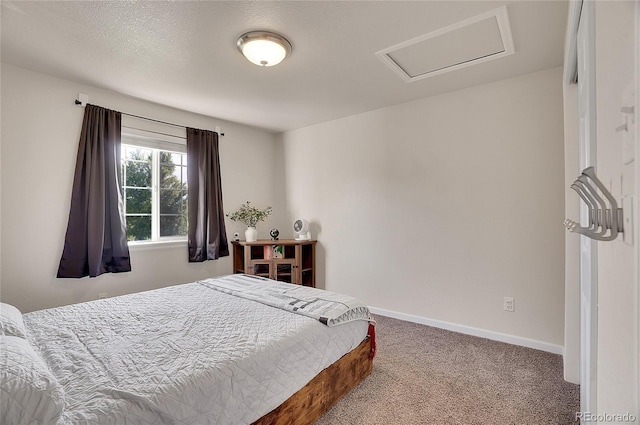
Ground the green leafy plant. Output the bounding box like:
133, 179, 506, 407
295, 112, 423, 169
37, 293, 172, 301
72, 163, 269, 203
226, 201, 272, 227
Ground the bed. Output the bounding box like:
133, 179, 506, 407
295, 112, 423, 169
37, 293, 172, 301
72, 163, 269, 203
0, 274, 375, 425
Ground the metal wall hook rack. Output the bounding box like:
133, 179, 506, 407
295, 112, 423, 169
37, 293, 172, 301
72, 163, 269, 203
564, 166, 623, 241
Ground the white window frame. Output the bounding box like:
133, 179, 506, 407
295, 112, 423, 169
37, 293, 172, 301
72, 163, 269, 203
121, 128, 188, 246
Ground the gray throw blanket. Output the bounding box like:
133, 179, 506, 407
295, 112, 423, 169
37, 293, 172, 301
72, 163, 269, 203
199, 274, 371, 326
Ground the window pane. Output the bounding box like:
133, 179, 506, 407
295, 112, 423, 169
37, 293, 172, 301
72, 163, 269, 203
124, 146, 152, 162
160, 164, 185, 189
160, 151, 184, 166
160, 189, 186, 215
126, 216, 151, 241
125, 161, 151, 188
160, 215, 187, 237
125, 188, 152, 214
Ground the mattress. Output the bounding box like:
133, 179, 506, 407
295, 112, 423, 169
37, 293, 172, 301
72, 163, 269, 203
20, 276, 369, 425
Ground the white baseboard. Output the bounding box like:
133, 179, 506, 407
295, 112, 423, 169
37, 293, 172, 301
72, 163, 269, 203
369, 306, 564, 355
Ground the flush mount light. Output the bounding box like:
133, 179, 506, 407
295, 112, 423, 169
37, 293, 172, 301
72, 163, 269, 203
237, 31, 292, 67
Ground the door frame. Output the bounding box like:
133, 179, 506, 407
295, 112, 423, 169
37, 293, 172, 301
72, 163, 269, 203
565, 0, 598, 415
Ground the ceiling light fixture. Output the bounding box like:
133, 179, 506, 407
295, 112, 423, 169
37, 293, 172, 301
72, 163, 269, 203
237, 31, 292, 67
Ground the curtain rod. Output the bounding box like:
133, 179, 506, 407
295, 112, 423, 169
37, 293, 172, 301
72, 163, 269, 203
74, 100, 225, 136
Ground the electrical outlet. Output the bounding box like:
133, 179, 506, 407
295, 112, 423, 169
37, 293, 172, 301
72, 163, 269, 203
97, 293, 108, 300
503, 297, 515, 312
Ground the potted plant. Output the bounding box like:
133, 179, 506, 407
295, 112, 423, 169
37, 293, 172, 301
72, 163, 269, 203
226, 201, 272, 242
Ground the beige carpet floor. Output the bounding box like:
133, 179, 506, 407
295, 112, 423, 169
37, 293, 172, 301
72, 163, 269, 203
315, 315, 580, 425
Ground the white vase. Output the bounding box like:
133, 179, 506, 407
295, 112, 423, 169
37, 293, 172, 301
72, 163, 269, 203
245, 226, 258, 242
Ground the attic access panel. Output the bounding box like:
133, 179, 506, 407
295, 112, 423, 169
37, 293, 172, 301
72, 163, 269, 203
376, 6, 515, 82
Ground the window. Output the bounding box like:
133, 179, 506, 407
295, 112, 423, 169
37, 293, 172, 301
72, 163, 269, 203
121, 137, 188, 243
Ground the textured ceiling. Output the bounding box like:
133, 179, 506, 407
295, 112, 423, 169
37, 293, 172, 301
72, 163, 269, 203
1, 1, 568, 133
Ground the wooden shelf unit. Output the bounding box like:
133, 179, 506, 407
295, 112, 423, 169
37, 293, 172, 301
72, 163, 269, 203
232, 239, 317, 287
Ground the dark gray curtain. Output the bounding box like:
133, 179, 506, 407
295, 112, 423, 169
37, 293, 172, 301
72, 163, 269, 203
187, 128, 229, 262
57, 104, 131, 278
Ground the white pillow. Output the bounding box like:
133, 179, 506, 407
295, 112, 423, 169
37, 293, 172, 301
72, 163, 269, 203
0, 336, 65, 425
0, 302, 27, 339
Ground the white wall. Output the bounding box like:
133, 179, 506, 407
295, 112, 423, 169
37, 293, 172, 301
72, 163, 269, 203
593, 0, 639, 418
0, 63, 287, 313
280, 67, 566, 348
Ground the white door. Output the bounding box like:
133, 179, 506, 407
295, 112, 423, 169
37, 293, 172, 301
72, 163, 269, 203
576, 0, 598, 415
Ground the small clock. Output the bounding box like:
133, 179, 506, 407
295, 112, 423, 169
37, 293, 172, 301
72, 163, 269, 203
269, 228, 280, 240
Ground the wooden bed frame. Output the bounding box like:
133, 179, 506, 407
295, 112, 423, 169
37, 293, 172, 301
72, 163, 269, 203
252, 337, 373, 425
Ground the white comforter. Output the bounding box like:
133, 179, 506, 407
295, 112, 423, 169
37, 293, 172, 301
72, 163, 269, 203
22, 277, 369, 425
